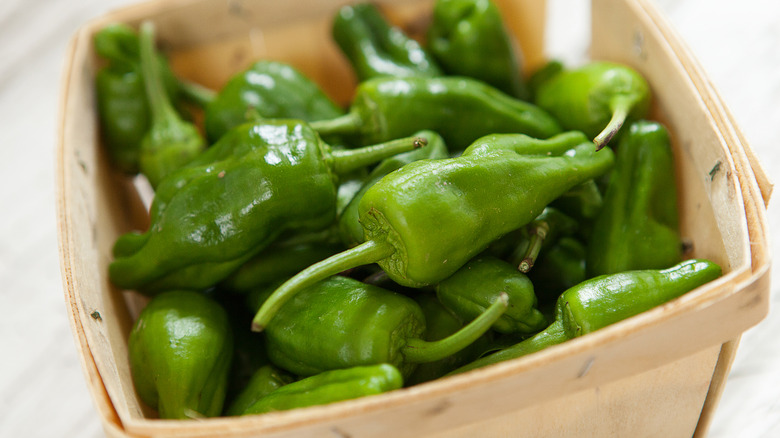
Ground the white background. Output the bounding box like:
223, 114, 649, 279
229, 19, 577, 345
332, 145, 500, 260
0, 0, 778, 436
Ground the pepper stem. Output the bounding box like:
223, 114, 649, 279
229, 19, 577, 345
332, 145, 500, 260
516, 221, 550, 273
448, 319, 569, 375
331, 136, 427, 175
593, 98, 630, 150
139, 21, 179, 126
402, 293, 509, 364
178, 78, 216, 108
251, 239, 395, 332
310, 112, 364, 136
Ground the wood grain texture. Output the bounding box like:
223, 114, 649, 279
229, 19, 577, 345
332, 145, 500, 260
0, 0, 777, 437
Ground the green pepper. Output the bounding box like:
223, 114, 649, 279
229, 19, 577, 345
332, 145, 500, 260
436, 255, 547, 335
252, 131, 615, 330
128, 290, 233, 419
549, 179, 603, 225
494, 207, 579, 272
226, 365, 294, 416
264, 276, 507, 378
450, 259, 722, 374
338, 130, 450, 247
535, 61, 650, 149
527, 237, 588, 303
586, 121, 682, 277
310, 76, 561, 150
94, 23, 180, 173
427, 0, 529, 100
406, 294, 494, 385
203, 61, 344, 143
109, 120, 426, 294
332, 3, 442, 81
137, 21, 205, 188
241, 364, 403, 415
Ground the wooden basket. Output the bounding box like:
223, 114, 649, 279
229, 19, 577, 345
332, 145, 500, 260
56, 0, 772, 436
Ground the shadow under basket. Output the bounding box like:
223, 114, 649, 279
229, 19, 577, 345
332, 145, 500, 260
56, 0, 772, 437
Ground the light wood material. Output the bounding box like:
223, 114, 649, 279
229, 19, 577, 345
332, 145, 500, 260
55, 0, 771, 436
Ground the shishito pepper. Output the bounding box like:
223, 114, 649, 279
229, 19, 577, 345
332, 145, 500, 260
109, 120, 426, 294
226, 365, 294, 416
528, 236, 588, 302
203, 61, 344, 143
427, 0, 529, 100
264, 276, 508, 378
332, 3, 442, 81
137, 21, 205, 188
586, 121, 682, 276
128, 290, 233, 419
310, 76, 561, 150
450, 259, 722, 374
535, 61, 650, 149
436, 255, 547, 335
338, 130, 450, 247
241, 364, 403, 415
252, 131, 615, 330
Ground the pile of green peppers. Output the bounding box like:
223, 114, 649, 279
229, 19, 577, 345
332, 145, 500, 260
95, 0, 721, 420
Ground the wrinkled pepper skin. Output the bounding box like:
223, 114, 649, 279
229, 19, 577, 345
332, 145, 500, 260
311, 76, 561, 150
109, 120, 424, 294
265, 276, 506, 378
535, 61, 650, 148
128, 290, 233, 419
406, 294, 493, 386
241, 364, 403, 415
587, 121, 682, 277
332, 3, 442, 81
451, 259, 722, 374
137, 21, 205, 188
436, 256, 547, 334
252, 131, 614, 330
204, 61, 344, 143
226, 365, 294, 416
339, 130, 450, 247
427, 0, 529, 100
94, 23, 179, 173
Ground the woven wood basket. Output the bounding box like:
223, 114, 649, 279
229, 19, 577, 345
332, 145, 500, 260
56, 0, 772, 436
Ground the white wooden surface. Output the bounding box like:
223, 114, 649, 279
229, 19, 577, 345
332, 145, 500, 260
0, 0, 777, 437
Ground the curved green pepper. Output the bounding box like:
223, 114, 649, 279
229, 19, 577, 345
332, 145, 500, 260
338, 130, 450, 247
264, 276, 507, 378
332, 3, 442, 81
109, 120, 426, 294
451, 259, 722, 374
241, 364, 403, 415
310, 76, 561, 150
128, 290, 233, 419
535, 61, 650, 149
406, 294, 494, 385
427, 0, 529, 99
226, 365, 294, 416
587, 120, 682, 276
436, 255, 547, 335
137, 21, 205, 188
204, 61, 344, 143
252, 131, 614, 330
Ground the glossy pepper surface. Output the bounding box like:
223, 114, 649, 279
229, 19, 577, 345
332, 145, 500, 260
128, 290, 233, 419
109, 120, 425, 294
587, 121, 682, 276
241, 364, 403, 415
332, 3, 442, 81
137, 21, 205, 188
94, 23, 179, 173
535, 61, 650, 149
264, 276, 507, 378
436, 255, 547, 334
427, 0, 529, 99
203, 60, 344, 143
451, 259, 722, 374
226, 365, 293, 416
338, 130, 450, 247
310, 76, 561, 150
252, 131, 614, 330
